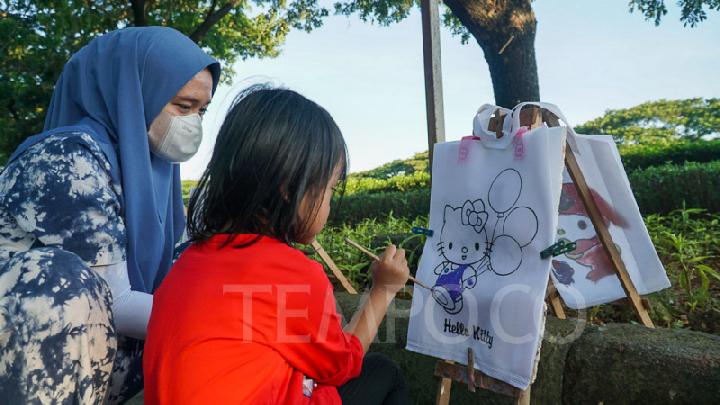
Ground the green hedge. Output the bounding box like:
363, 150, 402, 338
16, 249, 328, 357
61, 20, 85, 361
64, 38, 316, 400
348, 151, 429, 180
344, 171, 430, 195
619, 140, 720, 172
331, 161, 720, 224
342, 142, 720, 197
629, 161, 720, 215
182, 142, 719, 201
330, 189, 431, 226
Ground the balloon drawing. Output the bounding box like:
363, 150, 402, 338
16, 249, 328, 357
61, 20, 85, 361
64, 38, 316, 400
431, 169, 538, 314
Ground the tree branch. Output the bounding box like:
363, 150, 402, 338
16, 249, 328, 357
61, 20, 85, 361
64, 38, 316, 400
189, 0, 240, 43
130, 0, 147, 26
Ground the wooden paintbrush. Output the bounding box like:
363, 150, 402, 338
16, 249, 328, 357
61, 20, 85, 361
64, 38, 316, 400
343, 237, 431, 290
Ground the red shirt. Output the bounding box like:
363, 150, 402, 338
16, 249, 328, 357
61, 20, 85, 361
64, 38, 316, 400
143, 235, 364, 404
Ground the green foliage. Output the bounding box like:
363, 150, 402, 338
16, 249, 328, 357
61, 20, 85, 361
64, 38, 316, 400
575, 99, 720, 144
1, 0, 329, 164
629, 161, 720, 215
629, 0, 720, 26
333, 0, 416, 26
646, 209, 720, 313
441, 7, 471, 44
619, 139, 720, 171
645, 208, 720, 332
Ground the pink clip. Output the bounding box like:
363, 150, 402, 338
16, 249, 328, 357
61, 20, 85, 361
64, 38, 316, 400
513, 127, 529, 160
458, 135, 481, 162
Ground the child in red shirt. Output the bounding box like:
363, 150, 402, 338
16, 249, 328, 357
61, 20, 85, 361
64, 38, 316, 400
143, 85, 410, 404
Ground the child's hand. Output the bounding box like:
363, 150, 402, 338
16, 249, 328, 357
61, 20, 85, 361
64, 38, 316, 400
369, 244, 410, 294
347, 245, 410, 352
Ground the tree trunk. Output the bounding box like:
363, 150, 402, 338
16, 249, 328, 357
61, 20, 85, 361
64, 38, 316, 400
443, 0, 540, 108
482, 28, 539, 108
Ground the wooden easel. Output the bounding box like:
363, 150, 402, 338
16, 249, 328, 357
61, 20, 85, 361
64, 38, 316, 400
431, 106, 655, 405
312, 240, 358, 294
415, 0, 655, 397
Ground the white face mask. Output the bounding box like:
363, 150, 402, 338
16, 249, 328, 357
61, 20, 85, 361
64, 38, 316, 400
148, 111, 203, 162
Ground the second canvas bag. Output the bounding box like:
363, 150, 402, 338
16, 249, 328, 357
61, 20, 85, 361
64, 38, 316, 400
406, 102, 567, 389
550, 134, 670, 308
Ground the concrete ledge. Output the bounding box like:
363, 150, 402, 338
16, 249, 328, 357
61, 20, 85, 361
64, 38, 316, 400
563, 322, 720, 403
334, 293, 720, 404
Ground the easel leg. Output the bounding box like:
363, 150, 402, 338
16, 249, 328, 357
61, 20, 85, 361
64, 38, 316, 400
516, 387, 531, 405
546, 280, 567, 319
311, 240, 358, 294
564, 147, 654, 328
436, 377, 452, 405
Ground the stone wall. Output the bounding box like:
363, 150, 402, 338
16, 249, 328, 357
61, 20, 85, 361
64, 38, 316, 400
334, 293, 720, 404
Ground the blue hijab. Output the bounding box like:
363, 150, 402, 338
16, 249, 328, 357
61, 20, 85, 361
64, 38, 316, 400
9, 27, 220, 293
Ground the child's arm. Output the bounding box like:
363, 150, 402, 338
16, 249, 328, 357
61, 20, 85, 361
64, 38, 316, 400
344, 244, 410, 353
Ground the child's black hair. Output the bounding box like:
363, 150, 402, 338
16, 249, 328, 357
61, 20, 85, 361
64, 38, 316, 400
187, 84, 348, 245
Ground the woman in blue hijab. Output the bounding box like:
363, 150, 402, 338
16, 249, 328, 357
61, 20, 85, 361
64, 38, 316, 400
0, 27, 220, 403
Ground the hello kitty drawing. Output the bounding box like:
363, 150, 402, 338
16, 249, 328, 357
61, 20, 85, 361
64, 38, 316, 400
431, 169, 539, 314
432, 199, 490, 314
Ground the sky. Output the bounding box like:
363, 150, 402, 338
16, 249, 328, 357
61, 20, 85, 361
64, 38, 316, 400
181, 0, 720, 180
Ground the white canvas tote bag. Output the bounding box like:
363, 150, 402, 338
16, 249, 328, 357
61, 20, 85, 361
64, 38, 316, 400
406, 102, 567, 389
550, 134, 670, 308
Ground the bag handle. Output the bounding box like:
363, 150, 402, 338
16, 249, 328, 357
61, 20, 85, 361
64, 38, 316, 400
509, 101, 580, 153
472, 101, 580, 153
472, 104, 514, 149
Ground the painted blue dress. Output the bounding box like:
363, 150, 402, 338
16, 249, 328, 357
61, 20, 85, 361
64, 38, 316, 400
0, 131, 143, 404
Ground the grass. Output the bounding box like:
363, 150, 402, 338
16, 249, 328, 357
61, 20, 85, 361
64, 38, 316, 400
644, 208, 720, 332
